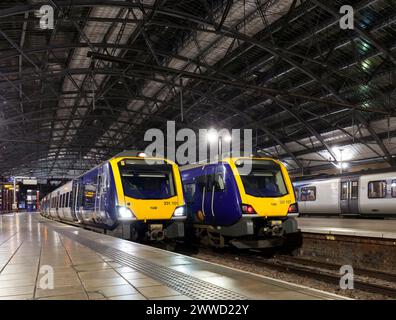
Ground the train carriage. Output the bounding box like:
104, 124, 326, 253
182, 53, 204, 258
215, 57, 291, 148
181, 157, 301, 250
41, 152, 186, 241
293, 168, 396, 217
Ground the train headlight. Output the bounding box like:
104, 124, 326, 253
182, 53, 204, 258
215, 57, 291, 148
173, 206, 186, 217
117, 206, 135, 219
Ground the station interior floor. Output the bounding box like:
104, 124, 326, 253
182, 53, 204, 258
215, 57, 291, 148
0, 212, 346, 300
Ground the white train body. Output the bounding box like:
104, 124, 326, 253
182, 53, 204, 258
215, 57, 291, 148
47, 181, 74, 221
293, 170, 396, 216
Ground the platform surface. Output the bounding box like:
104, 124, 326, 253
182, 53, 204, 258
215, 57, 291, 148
298, 217, 396, 239
0, 212, 347, 300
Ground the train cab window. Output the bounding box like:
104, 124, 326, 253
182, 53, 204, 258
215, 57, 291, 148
300, 187, 316, 201
294, 188, 299, 201
368, 181, 387, 198
235, 159, 288, 197
391, 180, 396, 198
118, 160, 176, 199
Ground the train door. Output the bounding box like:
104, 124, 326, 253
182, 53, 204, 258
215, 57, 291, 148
55, 191, 60, 219
73, 179, 84, 222
203, 166, 216, 224
340, 177, 360, 215
95, 166, 107, 221
71, 180, 79, 221
211, 165, 227, 225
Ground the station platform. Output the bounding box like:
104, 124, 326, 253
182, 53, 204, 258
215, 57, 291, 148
298, 217, 396, 239
0, 212, 346, 300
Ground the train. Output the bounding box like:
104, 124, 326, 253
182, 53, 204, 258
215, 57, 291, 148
293, 168, 396, 217
41, 152, 186, 241
180, 157, 301, 250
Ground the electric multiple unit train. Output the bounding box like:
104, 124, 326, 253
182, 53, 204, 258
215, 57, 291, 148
41, 152, 186, 241
293, 168, 396, 217
180, 157, 301, 249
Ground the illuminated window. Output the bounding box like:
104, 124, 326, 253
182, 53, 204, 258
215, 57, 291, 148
351, 181, 359, 199
300, 186, 316, 201
391, 180, 396, 198
368, 181, 387, 198
341, 182, 348, 200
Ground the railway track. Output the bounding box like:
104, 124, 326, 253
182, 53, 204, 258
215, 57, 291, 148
277, 255, 396, 284
231, 251, 396, 298
152, 240, 396, 298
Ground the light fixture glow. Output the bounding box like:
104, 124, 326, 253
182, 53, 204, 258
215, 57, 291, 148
222, 134, 232, 143
334, 162, 349, 169
331, 147, 353, 161
207, 129, 218, 144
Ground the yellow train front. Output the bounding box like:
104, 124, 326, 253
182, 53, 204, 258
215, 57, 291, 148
41, 153, 186, 242
181, 157, 302, 250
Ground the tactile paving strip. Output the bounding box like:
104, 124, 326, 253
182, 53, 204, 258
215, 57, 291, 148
45, 222, 248, 300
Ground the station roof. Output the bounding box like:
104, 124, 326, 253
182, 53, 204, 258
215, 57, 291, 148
0, 0, 395, 179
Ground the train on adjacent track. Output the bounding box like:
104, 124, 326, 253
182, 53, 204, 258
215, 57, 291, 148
293, 168, 396, 217
41, 152, 186, 241
181, 157, 301, 250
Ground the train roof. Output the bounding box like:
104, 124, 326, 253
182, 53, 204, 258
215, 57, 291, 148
292, 166, 396, 182
180, 156, 282, 171
42, 150, 174, 198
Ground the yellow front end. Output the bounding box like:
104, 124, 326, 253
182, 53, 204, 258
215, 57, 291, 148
109, 156, 185, 221
228, 157, 296, 218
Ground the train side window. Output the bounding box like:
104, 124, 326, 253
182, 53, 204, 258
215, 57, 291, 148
183, 183, 196, 204
351, 181, 358, 199
65, 193, 69, 208
368, 181, 387, 198
294, 188, 299, 201
215, 173, 225, 192
340, 182, 348, 200
83, 183, 96, 210
300, 187, 316, 201
391, 180, 396, 198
